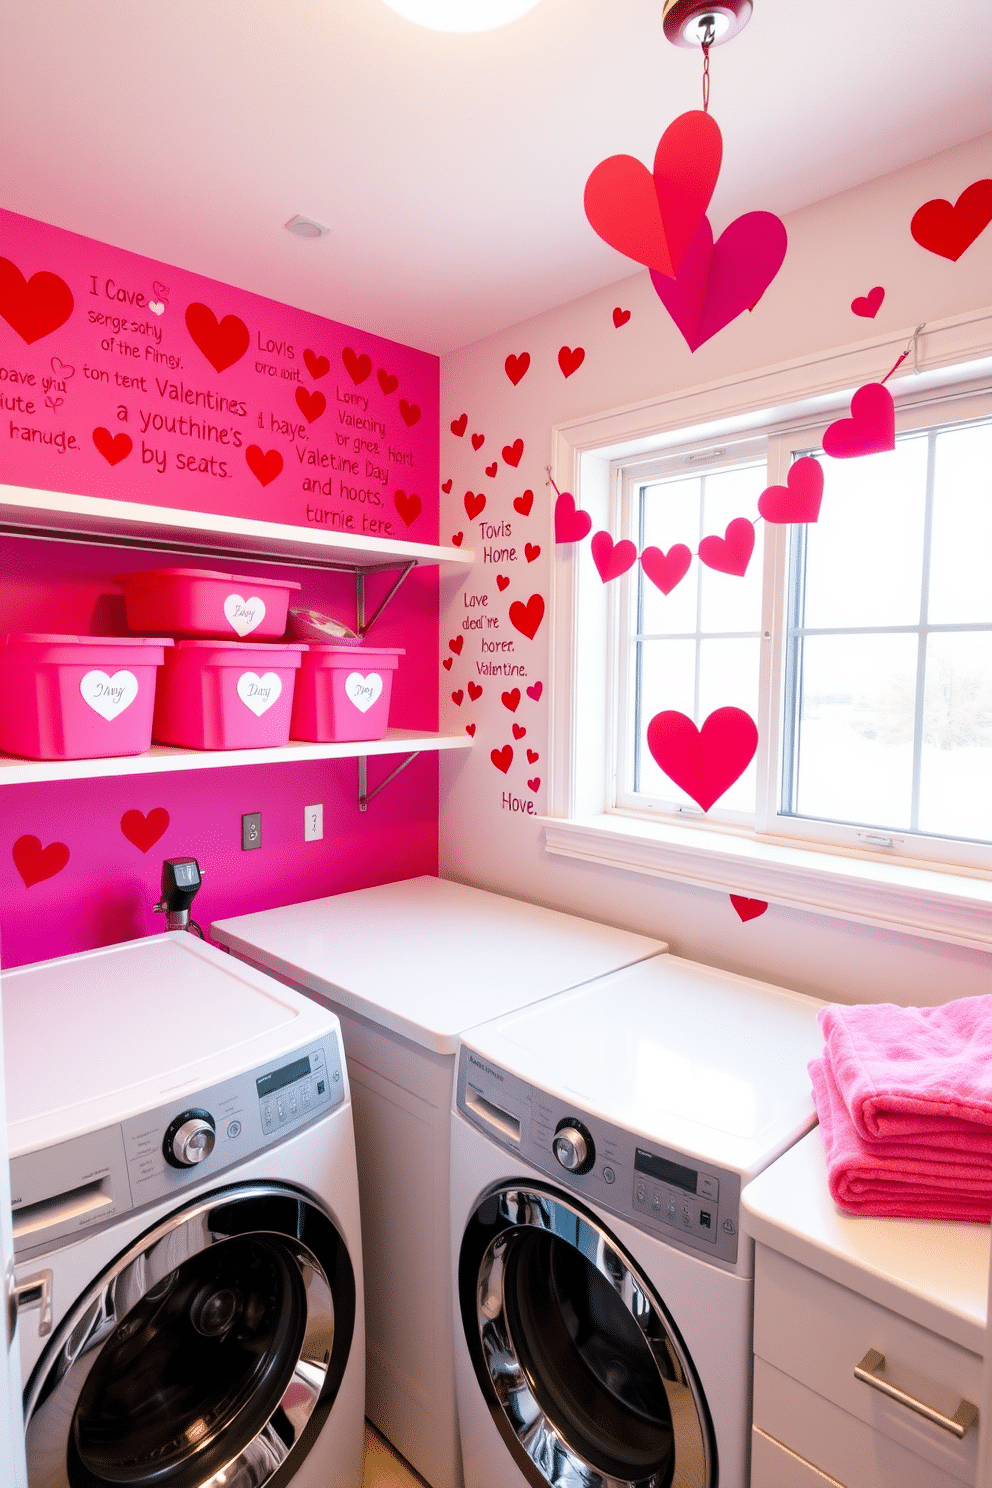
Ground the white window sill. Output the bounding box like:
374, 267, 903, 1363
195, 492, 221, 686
540, 814, 992, 953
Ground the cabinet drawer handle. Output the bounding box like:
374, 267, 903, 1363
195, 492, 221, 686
854, 1349, 978, 1438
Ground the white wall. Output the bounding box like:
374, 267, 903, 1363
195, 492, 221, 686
437, 130, 992, 1006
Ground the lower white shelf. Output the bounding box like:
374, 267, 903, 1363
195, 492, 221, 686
0, 729, 473, 785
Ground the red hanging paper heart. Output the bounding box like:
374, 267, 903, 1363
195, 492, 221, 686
650, 212, 788, 352
502, 438, 524, 467
910, 179, 992, 262
514, 489, 534, 516
730, 894, 768, 923
505, 352, 530, 385
464, 490, 486, 520
246, 446, 283, 486
394, 490, 421, 526
13, 834, 70, 887
295, 387, 326, 423
558, 346, 585, 378
92, 428, 133, 466
303, 349, 329, 379
851, 286, 885, 318
757, 457, 824, 524
554, 491, 593, 544
822, 383, 895, 459
590, 532, 638, 582
502, 688, 521, 712
640, 544, 692, 595
378, 369, 399, 395
0, 259, 74, 343
491, 745, 513, 774
121, 807, 170, 853
342, 347, 372, 384
698, 518, 755, 576
647, 707, 758, 812
185, 303, 249, 373
509, 594, 545, 640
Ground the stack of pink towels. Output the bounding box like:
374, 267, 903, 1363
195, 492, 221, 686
810, 997, 992, 1222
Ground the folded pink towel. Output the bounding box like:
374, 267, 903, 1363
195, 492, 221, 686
810, 1055, 992, 1222
818, 997, 992, 1149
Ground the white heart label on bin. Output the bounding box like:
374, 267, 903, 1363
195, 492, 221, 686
224, 593, 266, 637
79, 670, 138, 721
237, 671, 282, 717
345, 672, 383, 714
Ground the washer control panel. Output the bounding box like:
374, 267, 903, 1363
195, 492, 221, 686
457, 1046, 743, 1270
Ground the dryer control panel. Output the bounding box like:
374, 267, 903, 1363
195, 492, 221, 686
457, 1047, 743, 1268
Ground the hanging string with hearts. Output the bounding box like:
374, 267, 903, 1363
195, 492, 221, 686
880, 322, 926, 384
701, 38, 712, 112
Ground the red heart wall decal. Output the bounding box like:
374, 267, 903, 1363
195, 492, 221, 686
342, 347, 372, 384
591, 531, 638, 582
505, 352, 530, 385
451, 412, 468, 437
514, 489, 534, 516
468, 681, 483, 701
650, 212, 788, 352
584, 111, 723, 278
509, 594, 545, 640
120, 807, 170, 853
527, 777, 541, 792
304, 349, 329, 379
641, 544, 692, 595
400, 399, 421, 427
757, 457, 824, 524
465, 723, 476, 735
558, 345, 585, 378
246, 446, 284, 486
184, 303, 249, 373
527, 749, 539, 764
0, 259, 74, 343
526, 681, 543, 701
464, 490, 486, 520
613, 307, 631, 327
394, 490, 422, 526
730, 894, 768, 922
442, 658, 453, 670
491, 745, 513, 774
525, 543, 540, 563
485, 462, 498, 478
378, 369, 399, 395
512, 723, 526, 740
451, 532, 463, 546
471, 432, 485, 450
698, 517, 755, 576
911, 179, 992, 261
92, 428, 133, 466
448, 635, 464, 654
851, 286, 885, 318
496, 574, 510, 591
451, 689, 464, 706
442, 478, 453, 493
502, 688, 521, 712
646, 707, 758, 812
822, 383, 895, 459
295, 387, 326, 423
502, 438, 524, 467
554, 491, 592, 544
13, 834, 70, 887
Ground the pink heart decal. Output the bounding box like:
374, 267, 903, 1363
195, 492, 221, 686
554, 491, 592, 544
526, 681, 543, 701
698, 518, 755, 576
650, 212, 788, 352
508, 594, 545, 640
822, 383, 895, 460
646, 707, 758, 813
730, 895, 768, 923
851, 286, 885, 318
13, 834, 70, 887
757, 457, 824, 524
640, 544, 692, 595
120, 807, 170, 853
584, 111, 723, 278
591, 531, 638, 582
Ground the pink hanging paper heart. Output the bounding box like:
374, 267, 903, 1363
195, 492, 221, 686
757, 457, 824, 524
646, 706, 758, 813
650, 212, 788, 352
822, 383, 895, 459
640, 544, 692, 595
590, 531, 638, 582
555, 491, 593, 544
584, 111, 722, 278
698, 517, 754, 576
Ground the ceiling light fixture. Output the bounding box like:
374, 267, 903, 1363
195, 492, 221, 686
662, 0, 752, 49
381, 0, 542, 33
284, 215, 330, 239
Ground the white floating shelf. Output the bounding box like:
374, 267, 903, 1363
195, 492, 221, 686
0, 483, 473, 571
0, 730, 473, 786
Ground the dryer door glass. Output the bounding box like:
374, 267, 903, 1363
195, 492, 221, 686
459, 1184, 714, 1488
23, 1183, 356, 1488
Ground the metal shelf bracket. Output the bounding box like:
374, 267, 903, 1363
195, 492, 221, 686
355, 560, 416, 638
357, 750, 419, 811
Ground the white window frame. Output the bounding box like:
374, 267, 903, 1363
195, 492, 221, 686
543, 308, 992, 952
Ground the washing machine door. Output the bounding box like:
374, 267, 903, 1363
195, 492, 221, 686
23, 1181, 356, 1488
459, 1182, 715, 1488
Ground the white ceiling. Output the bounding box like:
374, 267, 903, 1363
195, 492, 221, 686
3, 0, 991, 355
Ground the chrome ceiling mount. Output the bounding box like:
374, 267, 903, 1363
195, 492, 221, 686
663, 0, 753, 48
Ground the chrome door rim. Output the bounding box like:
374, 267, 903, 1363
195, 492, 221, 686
24, 1181, 353, 1488
461, 1183, 715, 1488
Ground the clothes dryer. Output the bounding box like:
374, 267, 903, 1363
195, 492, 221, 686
450, 954, 825, 1488
4, 933, 365, 1488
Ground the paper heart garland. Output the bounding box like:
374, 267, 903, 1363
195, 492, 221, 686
120, 807, 170, 853
246, 446, 284, 486
554, 491, 593, 544
80, 669, 138, 721
851, 286, 885, 318
757, 457, 824, 524
584, 111, 723, 278
223, 593, 266, 636
730, 895, 768, 922
591, 532, 638, 583
911, 179, 992, 262
822, 383, 895, 459
650, 212, 788, 352
640, 544, 692, 595
236, 671, 282, 716
394, 490, 422, 526
508, 594, 545, 640
646, 706, 758, 812
184, 303, 249, 373
698, 518, 755, 576
345, 672, 383, 713
0, 258, 74, 343
92, 428, 133, 466
13, 834, 69, 888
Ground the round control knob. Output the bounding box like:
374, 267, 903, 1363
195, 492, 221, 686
163, 1109, 216, 1169
553, 1119, 595, 1175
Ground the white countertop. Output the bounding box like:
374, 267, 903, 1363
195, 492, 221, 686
212, 875, 667, 1054
742, 1127, 990, 1354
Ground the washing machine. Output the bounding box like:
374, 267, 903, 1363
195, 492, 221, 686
4, 932, 365, 1488
450, 953, 826, 1488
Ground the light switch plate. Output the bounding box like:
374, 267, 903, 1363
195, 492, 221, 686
304, 804, 323, 841
242, 812, 262, 850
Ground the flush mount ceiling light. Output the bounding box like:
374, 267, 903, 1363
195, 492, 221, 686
284, 215, 330, 239
381, 0, 542, 32
662, 0, 752, 47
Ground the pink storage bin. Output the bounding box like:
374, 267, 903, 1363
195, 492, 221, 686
291, 645, 404, 744
152, 640, 306, 750
117, 567, 301, 640
0, 634, 171, 760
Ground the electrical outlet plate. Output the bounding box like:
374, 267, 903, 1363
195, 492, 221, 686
242, 812, 262, 850
304, 804, 323, 841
